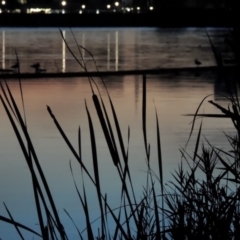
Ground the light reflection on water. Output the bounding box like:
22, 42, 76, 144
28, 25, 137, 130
62, 30, 66, 72
0, 27, 234, 73
0, 27, 237, 239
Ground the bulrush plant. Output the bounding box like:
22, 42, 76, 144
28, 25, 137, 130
163, 30, 240, 239
164, 89, 240, 239
0, 30, 240, 239
0, 32, 165, 239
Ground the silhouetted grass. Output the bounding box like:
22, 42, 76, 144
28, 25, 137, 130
0, 30, 240, 239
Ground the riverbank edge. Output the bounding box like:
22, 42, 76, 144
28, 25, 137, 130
0, 66, 237, 79
0, 9, 235, 27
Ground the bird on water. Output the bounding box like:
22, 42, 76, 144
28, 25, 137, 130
30, 62, 46, 73
30, 62, 40, 73
195, 59, 202, 67
11, 62, 19, 69
30, 62, 40, 69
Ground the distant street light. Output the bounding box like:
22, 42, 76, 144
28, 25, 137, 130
115, 2, 119, 7
1, 0, 6, 5
81, 5, 86, 9
149, 6, 154, 10
107, 4, 111, 9
61, 1, 66, 6
136, 6, 140, 10
96, 9, 99, 14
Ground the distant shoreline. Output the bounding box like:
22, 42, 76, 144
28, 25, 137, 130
0, 9, 235, 28
0, 66, 237, 79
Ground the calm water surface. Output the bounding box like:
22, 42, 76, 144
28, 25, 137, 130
0, 27, 236, 239
0, 27, 234, 72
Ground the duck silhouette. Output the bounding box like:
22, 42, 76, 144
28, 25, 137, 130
11, 62, 19, 69
195, 59, 202, 67
30, 62, 41, 73
30, 62, 40, 69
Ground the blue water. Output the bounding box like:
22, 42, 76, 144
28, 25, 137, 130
0, 27, 236, 239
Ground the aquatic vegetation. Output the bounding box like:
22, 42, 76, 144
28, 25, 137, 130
0, 31, 240, 239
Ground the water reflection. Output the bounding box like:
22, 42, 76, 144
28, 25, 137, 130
0, 74, 237, 239
0, 28, 237, 239
1, 30, 5, 69
0, 27, 233, 73
107, 33, 110, 70
115, 31, 118, 71
214, 73, 239, 101
62, 30, 66, 72
81, 32, 85, 59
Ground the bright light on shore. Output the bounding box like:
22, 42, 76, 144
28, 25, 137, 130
1, 1, 6, 5
149, 6, 154, 10
115, 2, 119, 7
96, 9, 99, 14
107, 4, 111, 9
81, 4, 86, 9
136, 6, 140, 10
29, 8, 51, 13
79, 10, 82, 14
61, 1, 66, 6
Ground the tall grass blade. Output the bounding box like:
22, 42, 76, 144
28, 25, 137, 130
113, 205, 122, 240
99, 97, 121, 169
0, 81, 18, 121
184, 113, 229, 118
3, 202, 24, 240
61, 30, 139, 230
47, 105, 95, 184
155, 106, 165, 238
78, 127, 82, 160
91, 94, 119, 166
82, 183, 95, 240
60, 30, 84, 69
142, 74, 149, 161
155, 108, 163, 192
136, 202, 145, 240
103, 201, 129, 239
14, 51, 27, 126
32, 172, 46, 238
0, 92, 45, 217
43, 226, 49, 240
184, 94, 213, 146
152, 185, 161, 239
101, 85, 138, 211
0, 215, 41, 237
69, 28, 86, 70
92, 93, 138, 225
1, 83, 66, 238
205, 29, 223, 69
123, 197, 132, 239
69, 161, 94, 240
193, 120, 202, 162
85, 101, 106, 238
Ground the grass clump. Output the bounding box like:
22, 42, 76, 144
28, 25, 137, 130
0, 30, 240, 239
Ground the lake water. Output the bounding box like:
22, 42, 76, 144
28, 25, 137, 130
0, 27, 237, 239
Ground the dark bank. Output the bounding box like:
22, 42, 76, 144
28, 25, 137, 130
0, 9, 235, 27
